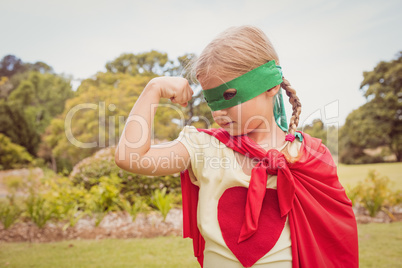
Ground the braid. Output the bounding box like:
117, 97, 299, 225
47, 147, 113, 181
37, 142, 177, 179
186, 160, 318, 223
281, 77, 302, 163
281, 77, 302, 136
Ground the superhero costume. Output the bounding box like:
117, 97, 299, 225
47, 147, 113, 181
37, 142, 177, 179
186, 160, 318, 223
180, 128, 359, 268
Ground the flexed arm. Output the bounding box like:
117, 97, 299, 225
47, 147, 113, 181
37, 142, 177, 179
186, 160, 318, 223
115, 77, 194, 176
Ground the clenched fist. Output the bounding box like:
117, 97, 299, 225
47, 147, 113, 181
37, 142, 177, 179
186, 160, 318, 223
148, 77, 194, 107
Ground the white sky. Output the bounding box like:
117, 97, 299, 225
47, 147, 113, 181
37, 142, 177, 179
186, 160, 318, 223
2, 0, 401, 127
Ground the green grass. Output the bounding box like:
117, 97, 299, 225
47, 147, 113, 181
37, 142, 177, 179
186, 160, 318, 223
0, 237, 199, 268
338, 162, 402, 190
358, 222, 402, 268
1, 223, 401, 268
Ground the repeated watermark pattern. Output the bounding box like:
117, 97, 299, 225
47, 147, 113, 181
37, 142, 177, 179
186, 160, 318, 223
65, 100, 339, 171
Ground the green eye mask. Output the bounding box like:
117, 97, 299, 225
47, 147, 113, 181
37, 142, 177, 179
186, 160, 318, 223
202, 61, 289, 132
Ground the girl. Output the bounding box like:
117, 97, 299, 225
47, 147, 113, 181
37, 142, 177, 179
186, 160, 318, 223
115, 25, 358, 268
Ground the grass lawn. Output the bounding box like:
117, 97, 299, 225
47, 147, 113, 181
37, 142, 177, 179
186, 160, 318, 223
358, 222, 402, 268
1, 223, 401, 268
337, 162, 402, 190
0, 237, 199, 268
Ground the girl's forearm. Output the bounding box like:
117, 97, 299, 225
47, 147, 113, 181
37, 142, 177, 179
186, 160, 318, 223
116, 80, 160, 163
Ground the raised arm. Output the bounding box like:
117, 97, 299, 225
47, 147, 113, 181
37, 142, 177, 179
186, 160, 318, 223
115, 77, 194, 176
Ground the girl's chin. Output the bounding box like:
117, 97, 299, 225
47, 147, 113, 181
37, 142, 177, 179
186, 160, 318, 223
222, 126, 248, 136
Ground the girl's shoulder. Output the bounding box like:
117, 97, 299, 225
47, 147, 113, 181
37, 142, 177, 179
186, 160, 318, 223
175, 125, 229, 155
177, 125, 230, 145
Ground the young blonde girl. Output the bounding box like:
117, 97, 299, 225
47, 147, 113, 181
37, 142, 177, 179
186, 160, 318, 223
115, 25, 358, 268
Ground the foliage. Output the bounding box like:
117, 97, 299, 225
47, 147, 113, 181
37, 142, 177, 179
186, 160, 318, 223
151, 187, 173, 221
1, 168, 156, 228
0, 133, 34, 170
105, 50, 168, 76
28, 51, 211, 172
40, 174, 88, 225
0, 55, 27, 78
24, 190, 55, 228
0, 70, 73, 158
339, 104, 389, 164
301, 118, 338, 155
346, 170, 402, 217
0, 76, 13, 99
42, 72, 154, 172
0, 144, 183, 229
0, 54, 52, 80
87, 175, 124, 213
69, 147, 182, 197
0, 100, 41, 156
46, 51, 214, 173
340, 52, 402, 163
0, 195, 22, 229
8, 72, 74, 132
301, 118, 327, 141
120, 198, 144, 221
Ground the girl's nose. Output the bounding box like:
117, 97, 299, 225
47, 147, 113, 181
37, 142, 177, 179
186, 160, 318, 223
212, 109, 227, 117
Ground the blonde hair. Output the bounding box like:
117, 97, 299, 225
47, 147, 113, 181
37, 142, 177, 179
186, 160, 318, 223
190, 25, 302, 162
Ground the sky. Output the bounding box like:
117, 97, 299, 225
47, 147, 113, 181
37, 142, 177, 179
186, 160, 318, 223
2, 0, 402, 127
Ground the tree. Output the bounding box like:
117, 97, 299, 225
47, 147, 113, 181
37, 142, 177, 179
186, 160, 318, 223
105, 53, 139, 75
0, 99, 41, 156
105, 50, 168, 76
136, 50, 168, 75
301, 119, 338, 156
42, 51, 216, 173
0, 133, 34, 170
301, 119, 326, 142
0, 54, 53, 82
0, 70, 74, 157
359, 52, 402, 161
339, 52, 402, 163
0, 55, 27, 78
0, 76, 13, 99
42, 72, 167, 172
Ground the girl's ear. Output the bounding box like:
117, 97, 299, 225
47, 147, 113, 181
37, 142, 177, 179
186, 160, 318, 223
266, 85, 281, 97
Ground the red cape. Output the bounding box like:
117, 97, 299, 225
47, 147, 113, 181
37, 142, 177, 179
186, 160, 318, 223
180, 128, 358, 268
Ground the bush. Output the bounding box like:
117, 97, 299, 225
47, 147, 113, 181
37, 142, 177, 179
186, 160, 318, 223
121, 198, 145, 221
24, 191, 55, 228
86, 174, 124, 213
0, 133, 33, 170
0, 164, 182, 229
40, 174, 88, 226
151, 187, 173, 221
69, 147, 181, 198
0, 195, 22, 229
347, 170, 402, 217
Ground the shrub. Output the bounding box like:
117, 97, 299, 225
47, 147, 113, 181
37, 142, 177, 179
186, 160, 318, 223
0, 133, 33, 170
69, 147, 181, 197
0, 195, 22, 229
40, 174, 88, 227
348, 169, 401, 217
151, 187, 173, 221
24, 191, 55, 228
87, 174, 123, 213
121, 198, 145, 221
